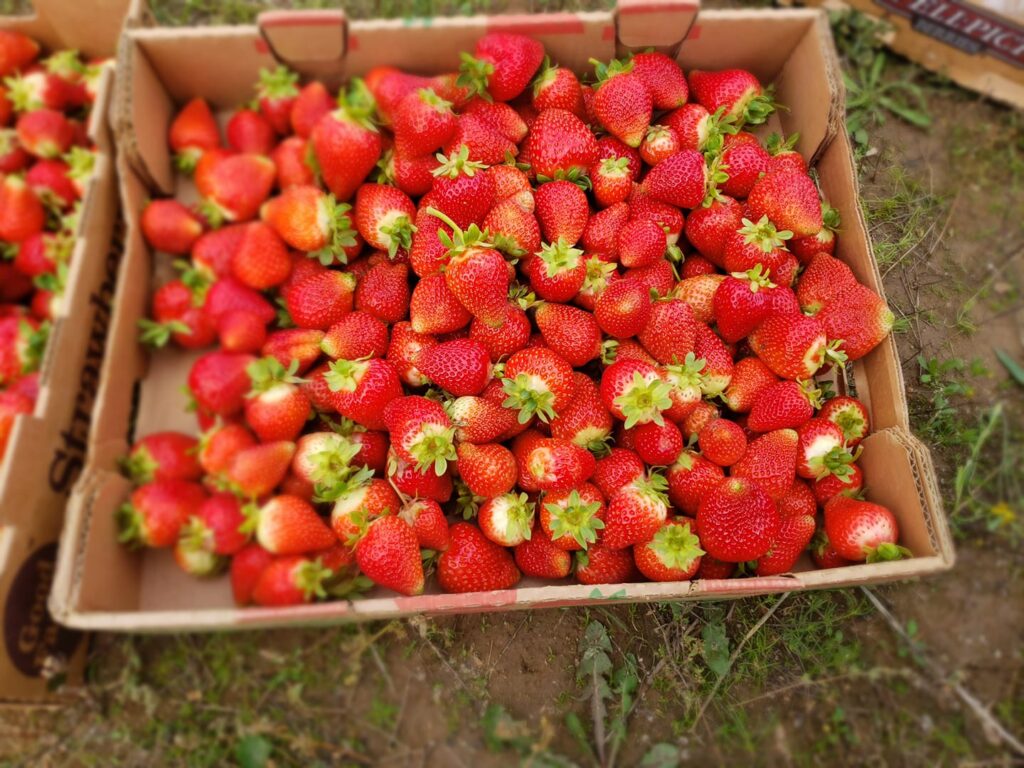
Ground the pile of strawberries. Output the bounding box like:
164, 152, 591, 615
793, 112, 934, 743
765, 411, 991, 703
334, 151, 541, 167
0, 30, 106, 461
124, 32, 910, 607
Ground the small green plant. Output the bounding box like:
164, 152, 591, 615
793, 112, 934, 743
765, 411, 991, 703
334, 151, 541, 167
844, 53, 931, 156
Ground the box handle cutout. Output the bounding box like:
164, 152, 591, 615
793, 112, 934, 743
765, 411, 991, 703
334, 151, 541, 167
257, 10, 347, 68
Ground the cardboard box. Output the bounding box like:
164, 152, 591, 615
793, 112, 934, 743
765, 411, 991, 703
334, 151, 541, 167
790, 0, 1024, 109
0, 0, 129, 702
50, 4, 955, 633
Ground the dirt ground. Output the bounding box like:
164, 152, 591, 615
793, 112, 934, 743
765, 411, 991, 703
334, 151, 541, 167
1, 7, 1023, 768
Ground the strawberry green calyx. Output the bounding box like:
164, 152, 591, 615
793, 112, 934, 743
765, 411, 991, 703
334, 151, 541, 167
175, 148, 204, 175
115, 503, 146, 548
311, 197, 358, 266
456, 52, 495, 101
830, 405, 867, 443
176, 544, 226, 577
808, 444, 858, 482
648, 523, 704, 571
336, 78, 379, 132
375, 147, 396, 186
636, 470, 670, 505
426, 206, 494, 258
615, 371, 673, 429
535, 166, 592, 189
34, 260, 69, 297
294, 558, 332, 600
797, 379, 824, 411
0, 129, 16, 159
701, 107, 739, 156
173, 258, 212, 303
589, 56, 633, 86
599, 155, 631, 178
246, 357, 304, 396
733, 263, 776, 292
821, 202, 841, 232
600, 339, 619, 365
738, 215, 793, 252
531, 56, 558, 97
663, 352, 706, 390
865, 541, 913, 564
508, 282, 537, 310
45, 49, 85, 78
137, 317, 190, 348
418, 87, 454, 114
545, 490, 605, 550
537, 239, 583, 278
823, 339, 849, 368
3, 75, 42, 112
495, 492, 536, 543
197, 196, 230, 229
502, 373, 556, 424
432, 145, 487, 180
310, 441, 375, 504
454, 478, 485, 520
19, 320, 50, 376
765, 131, 800, 156
119, 448, 158, 486
324, 358, 370, 393
703, 154, 730, 207
583, 257, 616, 296
258, 65, 299, 99
407, 423, 457, 476
379, 211, 417, 259
65, 146, 96, 187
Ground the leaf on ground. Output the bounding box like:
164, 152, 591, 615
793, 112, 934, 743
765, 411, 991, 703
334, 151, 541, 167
702, 621, 731, 678
640, 742, 681, 768
995, 348, 1024, 387
235, 735, 272, 768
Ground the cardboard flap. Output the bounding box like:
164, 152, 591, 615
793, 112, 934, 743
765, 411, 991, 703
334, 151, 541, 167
617, 0, 700, 49
24, 0, 131, 58
258, 10, 346, 73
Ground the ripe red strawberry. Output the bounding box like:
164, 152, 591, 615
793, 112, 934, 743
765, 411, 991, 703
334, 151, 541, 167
122, 431, 201, 484
366, 66, 432, 123
286, 79, 333, 137
354, 183, 416, 258
427, 146, 495, 230
330, 478, 401, 545
575, 544, 638, 584
0, 390, 30, 458
447, 394, 518, 445
409, 273, 471, 335
25, 158, 77, 208
0, 175, 44, 242
0, 30, 39, 77
196, 153, 276, 225
117, 480, 207, 548
478, 492, 535, 547
639, 125, 681, 166
574, 255, 618, 313
515, 525, 572, 579
188, 350, 255, 417
535, 303, 601, 367
483, 198, 541, 257
225, 108, 275, 155
819, 396, 871, 446
399, 498, 450, 551
285, 271, 357, 330
789, 202, 840, 262
600, 358, 673, 430
635, 299, 696, 365
525, 108, 598, 182
521, 436, 596, 493
721, 215, 792, 279
532, 60, 583, 114
645, 150, 707, 209
258, 329, 322, 376
227, 441, 295, 499
731, 428, 798, 501
230, 221, 291, 290
690, 325, 732, 398
321, 311, 388, 361
539, 484, 605, 551
197, 423, 256, 481
261, 184, 359, 261
251, 555, 330, 607
416, 338, 491, 396
354, 260, 410, 324
683, 195, 743, 264
14, 108, 72, 158
824, 497, 909, 562
749, 312, 831, 381
592, 59, 652, 148
666, 449, 724, 516
311, 85, 383, 202
266, 135, 313, 189
252, 494, 336, 555
632, 419, 683, 466
456, 441, 516, 498
462, 99, 528, 143
591, 156, 633, 208
581, 201, 629, 259
688, 69, 774, 125
698, 418, 747, 467
0, 127, 29, 173
755, 512, 815, 576
601, 473, 671, 549
386, 147, 438, 197
810, 529, 854, 570
525, 240, 586, 302
713, 266, 776, 343
393, 88, 456, 156
591, 447, 645, 500
389, 448, 455, 502
169, 98, 220, 171
627, 259, 675, 300
387, 322, 437, 388
719, 132, 770, 199
817, 283, 895, 361
534, 180, 589, 246
244, 357, 310, 443
593, 278, 651, 340
746, 170, 823, 238
634, 517, 704, 581
384, 395, 457, 475
697, 477, 779, 562
458, 32, 544, 102
443, 112, 516, 165
488, 164, 534, 209
721, 356, 777, 413
140, 200, 204, 255
795, 253, 857, 315
655, 354, 701, 424
437, 522, 520, 593
747, 380, 820, 432
254, 65, 298, 134
674, 274, 723, 325
501, 346, 575, 424
545, 373, 610, 452
616, 218, 665, 269
778, 479, 817, 519
796, 418, 857, 482
355, 515, 424, 596
230, 543, 275, 605
631, 51, 688, 109
813, 463, 863, 505
325, 357, 403, 431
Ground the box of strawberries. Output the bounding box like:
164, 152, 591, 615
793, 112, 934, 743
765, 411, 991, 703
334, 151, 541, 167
49, 3, 953, 632
0, 0, 129, 701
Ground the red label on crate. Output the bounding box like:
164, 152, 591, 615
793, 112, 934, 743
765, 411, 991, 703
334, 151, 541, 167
875, 0, 1024, 67
3, 543, 82, 678
48, 214, 124, 494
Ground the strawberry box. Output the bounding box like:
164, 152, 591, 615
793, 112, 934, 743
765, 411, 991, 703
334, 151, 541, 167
49, 3, 954, 633
0, 0, 130, 703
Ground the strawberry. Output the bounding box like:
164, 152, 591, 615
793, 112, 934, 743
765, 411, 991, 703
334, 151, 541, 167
461, 99, 528, 143
515, 526, 572, 579
257, 329, 321, 376
591, 156, 633, 208
354, 183, 416, 258
795, 253, 856, 315
637, 299, 697, 364
251, 494, 336, 555
15, 108, 74, 158
437, 522, 520, 593
535, 303, 601, 367
198, 423, 257, 479
388, 147, 439, 197
458, 32, 544, 102
688, 69, 775, 125
457, 441, 517, 498
582, 201, 630, 259
645, 150, 707, 209
191, 224, 245, 278
188, 350, 255, 417
261, 185, 358, 262
639, 125, 681, 166
325, 357, 403, 431
749, 312, 832, 381
627, 259, 675, 299
226, 108, 275, 155
631, 51, 687, 109
26, 158, 78, 208
617, 218, 666, 269
417, 338, 492, 396
321, 311, 388, 361
244, 357, 310, 443
601, 473, 670, 549
600, 358, 673, 429
748, 379, 820, 432
658, 353, 704, 423
255, 65, 299, 134
813, 463, 863, 505
532, 60, 583, 114
666, 449, 724, 516
575, 255, 618, 313
285, 271, 357, 331
427, 145, 497, 229
393, 88, 456, 156
778, 479, 817, 519
251, 555, 330, 607
388, 448, 454, 502
0, 128, 29, 173
594, 278, 651, 340
591, 447, 645, 500
824, 497, 909, 562
810, 529, 854, 570
447, 394, 519, 445
0, 175, 44, 242
683, 195, 743, 264
196, 153, 276, 225
819, 396, 870, 446
719, 132, 770, 199
355, 260, 410, 324
525, 108, 598, 183
755, 512, 815, 576
271, 136, 316, 189
231, 222, 292, 290
311, 82, 382, 202
410, 273, 472, 335
521, 436, 596, 492
0, 30, 39, 77
469, 302, 533, 364
524, 240, 586, 302
632, 419, 683, 466
540, 484, 606, 551
698, 418, 747, 467
731, 428, 798, 501
0, 390, 30, 461
746, 170, 823, 238
796, 418, 857, 482
675, 274, 724, 325
169, 98, 220, 172
591, 59, 652, 148
230, 543, 275, 605
227, 441, 295, 499
356, 515, 424, 596
789, 203, 840, 262
117, 480, 207, 548
384, 395, 456, 474
721, 356, 778, 413
122, 431, 201, 485
141, 199, 204, 254
634, 517, 703, 581
287, 80, 334, 137
575, 544, 639, 584
696, 477, 779, 562
443, 112, 516, 165
366, 67, 432, 124
483, 198, 541, 258
387, 322, 437, 387
713, 266, 776, 343
500, 346, 575, 425
292, 431, 372, 496
489, 164, 534, 209
534, 180, 589, 246
399, 498, 450, 551
692, 325, 733, 398
721, 216, 792, 278
817, 283, 894, 361
330, 478, 400, 544
478, 492, 535, 547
